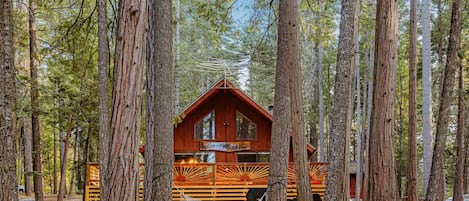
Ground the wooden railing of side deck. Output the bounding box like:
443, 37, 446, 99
85, 162, 327, 201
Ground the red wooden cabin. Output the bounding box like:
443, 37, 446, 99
170, 79, 315, 163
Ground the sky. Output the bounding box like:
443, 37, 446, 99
231, 0, 255, 90
231, 0, 254, 31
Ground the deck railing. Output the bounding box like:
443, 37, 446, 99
85, 162, 327, 201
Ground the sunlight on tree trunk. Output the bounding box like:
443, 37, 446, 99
367, 0, 399, 200
104, 1, 147, 200
284, 0, 313, 200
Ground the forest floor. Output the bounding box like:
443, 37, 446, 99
19, 194, 83, 201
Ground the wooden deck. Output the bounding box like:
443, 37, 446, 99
85, 162, 327, 201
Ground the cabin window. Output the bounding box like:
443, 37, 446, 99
237, 152, 270, 162
175, 152, 216, 163
194, 111, 215, 140
175, 153, 194, 163
236, 111, 257, 140
194, 152, 216, 163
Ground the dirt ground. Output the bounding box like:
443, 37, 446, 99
19, 194, 83, 201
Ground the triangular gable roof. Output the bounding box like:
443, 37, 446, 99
181, 79, 272, 121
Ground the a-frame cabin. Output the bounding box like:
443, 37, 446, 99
172, 79, 316, 163
85, 79, 327, 201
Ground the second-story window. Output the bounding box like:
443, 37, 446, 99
194, 111, 215, 140
236, 111, 256, 140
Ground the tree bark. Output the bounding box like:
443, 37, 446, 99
97, 0, 110, 199
145, 0, 173, 200
53, 123, 57, 194
362, 42, 374, 201
354, 4, 361, 197
359, 66, 368, 199
466, 107, 469, 194
406, 0, 418, 200
324, 0, 358, 200
265, 1, 292, 199
452, 63, 465, 201
421, 0, 433, 192
315, 1, 325, 163
174, 0, 181, 115
367, 0, 399, 200
28, 0, 44, 200
68, 132, 78, 197
0, 0, 18, 200
104, 0, 146, 200
281, 0, 312, 200
307, 41, 318, 161
57, 114, 73, 201
425, 0, 462, 200
23, 118, 33, 196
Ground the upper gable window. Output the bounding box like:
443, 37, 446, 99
236, 111, 257, 140
194, 111, 215, 140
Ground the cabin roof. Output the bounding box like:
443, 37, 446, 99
180, 78, 272, 121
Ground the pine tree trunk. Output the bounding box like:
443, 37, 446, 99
362, 43, 374, 201
406, 0, 418, 200
174, 0, 181, 115
355, 64, 362, 201
315, 1, 325, 163
104, 0, 146, 200
23, 118, 33, 196
17, 126, 22, 196
266, 1, 293, 199
97, 0, 110, 199
280, 0, 313, 200
317, 28, 325, 163
452, 63, 465, 201
435, 1, 444, 99
368, 0, 399, 200
68, 133, 78, 197
53, 123, 57, 194
324, 0, 358, 200
425, 0, 462, 200
397, 97, 405, 196
359, 68, 368, 199
421, 0, 433, 192
0, 0, 18, 200
354, 5, 361, 197
145, 0, 173, 200
28, 0, 44, 199
466, 114, 469, 194
57, 114, 72, 201
308, 45, 318, 162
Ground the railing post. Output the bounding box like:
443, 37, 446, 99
213, 163, 217, 185
84, 186, 88, 201
86, 163, 90, 185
